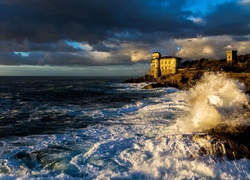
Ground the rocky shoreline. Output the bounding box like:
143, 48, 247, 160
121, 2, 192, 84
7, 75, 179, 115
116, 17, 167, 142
123, 71, 250, 160
192, 123, 250, 160
123, 71, 250, 91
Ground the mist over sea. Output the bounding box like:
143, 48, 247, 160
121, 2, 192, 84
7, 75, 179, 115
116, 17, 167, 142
0, 75, 249, 179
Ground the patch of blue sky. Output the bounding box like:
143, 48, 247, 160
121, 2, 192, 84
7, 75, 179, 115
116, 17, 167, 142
65, 40, 93, 51
185, 0, 232, 14
14, 51, 30, 57
65, 40, 82, 49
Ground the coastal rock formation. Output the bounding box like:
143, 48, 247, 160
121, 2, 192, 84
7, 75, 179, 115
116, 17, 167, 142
122, 75, 155, 83
227, 73, 250, 91
123, 71, 250, 91
123, 71, 204, 89
192, 124, 250, 160
156, 71, 204, 89
142, 83, 166, 89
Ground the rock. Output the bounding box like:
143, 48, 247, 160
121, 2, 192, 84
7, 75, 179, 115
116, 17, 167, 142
122, 71, 250, 91
142, 83, 166, 89
122, 75, 155, 83
157, 71, 204, 89
192, 124, 250, 160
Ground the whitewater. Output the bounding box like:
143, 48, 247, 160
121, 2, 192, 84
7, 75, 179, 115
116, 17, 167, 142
0, 73, 249, 179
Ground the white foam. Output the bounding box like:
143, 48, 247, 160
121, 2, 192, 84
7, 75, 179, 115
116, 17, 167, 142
176, 72, 249, 133
0, 80, 249, 179
1, 123, 249, 179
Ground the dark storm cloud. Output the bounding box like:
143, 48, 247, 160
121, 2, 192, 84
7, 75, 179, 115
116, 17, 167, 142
0, 0, 198, 43
203, 1, 250, 36
0, 40, 83, 52
0, 51, 133, 66
0, 0, 201, 66
232, 35, 250, 42
0, 0, 249, 66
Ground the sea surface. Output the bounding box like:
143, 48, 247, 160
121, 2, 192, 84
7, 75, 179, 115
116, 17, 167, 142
0, 74, 249, 179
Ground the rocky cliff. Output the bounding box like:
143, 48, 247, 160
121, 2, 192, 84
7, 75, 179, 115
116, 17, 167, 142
123, 71, 250, 91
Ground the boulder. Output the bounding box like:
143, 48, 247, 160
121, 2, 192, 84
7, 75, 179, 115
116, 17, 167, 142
142, 83, 166, 89
122, 75, 155, 83
192, 124, 250, 160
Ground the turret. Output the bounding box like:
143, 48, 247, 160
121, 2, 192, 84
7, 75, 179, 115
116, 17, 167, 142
152, 52, 161, 79
226, 50, 237, 65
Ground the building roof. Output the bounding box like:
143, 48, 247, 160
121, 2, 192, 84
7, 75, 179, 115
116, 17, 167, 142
161, 56, 182, 59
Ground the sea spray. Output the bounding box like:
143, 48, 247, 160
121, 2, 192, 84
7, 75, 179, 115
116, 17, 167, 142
0, 77, 249, 179
176, 72, 249, 133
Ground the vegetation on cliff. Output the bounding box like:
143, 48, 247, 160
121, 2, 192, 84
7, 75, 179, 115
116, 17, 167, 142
123, 55, 250, 91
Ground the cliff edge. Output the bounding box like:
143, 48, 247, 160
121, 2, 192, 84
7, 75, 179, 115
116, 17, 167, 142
123, 71, 250, 91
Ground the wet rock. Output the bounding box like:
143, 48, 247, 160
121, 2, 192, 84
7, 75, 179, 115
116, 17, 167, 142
35, 145, 73, 167
142, 83, 166, 89
192, 124, 250, 160
122, 75, 155, 83
12, 146, 86, 177
14, 151, 37, 169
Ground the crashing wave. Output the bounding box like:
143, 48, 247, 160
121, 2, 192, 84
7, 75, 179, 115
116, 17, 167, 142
176, 72, 249, 133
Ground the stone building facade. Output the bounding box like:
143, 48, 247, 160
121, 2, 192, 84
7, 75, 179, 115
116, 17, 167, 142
148, 52, 182, 79
226, 50, 237, 65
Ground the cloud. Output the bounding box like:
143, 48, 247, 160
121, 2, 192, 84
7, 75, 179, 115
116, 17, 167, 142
0, 0, 249, 68
202, 1, 250, 36
239, 0, 250, 5
0, 0, 199, 43
175, 35, 250, 60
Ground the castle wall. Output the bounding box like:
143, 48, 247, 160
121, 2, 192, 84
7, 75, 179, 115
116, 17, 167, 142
160, 57, 178, 75
154, 58, 161, 78
226, 50, 237, 65
148, 53, 182, 78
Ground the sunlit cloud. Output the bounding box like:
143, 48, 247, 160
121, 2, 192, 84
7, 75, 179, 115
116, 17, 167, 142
90, 51, 111, 61
189, 17, 203, 24
239, 0, 250, 4
175, 35, 250, 59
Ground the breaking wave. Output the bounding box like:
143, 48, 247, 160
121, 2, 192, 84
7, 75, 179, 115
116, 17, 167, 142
176, 72, 250, 133
0, 76, 249, 179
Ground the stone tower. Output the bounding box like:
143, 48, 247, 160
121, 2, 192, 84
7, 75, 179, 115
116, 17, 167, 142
226, 50, 237, 65
152, 52, 161, 79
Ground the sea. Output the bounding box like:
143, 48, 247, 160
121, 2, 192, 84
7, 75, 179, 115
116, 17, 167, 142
0, 73, 249, 179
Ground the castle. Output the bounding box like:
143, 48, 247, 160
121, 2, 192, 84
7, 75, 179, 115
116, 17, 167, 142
148, 52, 182, 79
148, 50, 244, 79
226, 50, 237, 65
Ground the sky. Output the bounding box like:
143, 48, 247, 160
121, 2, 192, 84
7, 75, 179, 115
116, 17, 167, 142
0, 0, 250, 76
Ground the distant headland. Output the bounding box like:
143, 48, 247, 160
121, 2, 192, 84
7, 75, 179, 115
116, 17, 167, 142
123, 50, 250, 91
